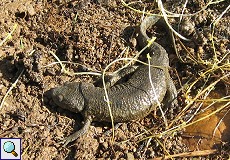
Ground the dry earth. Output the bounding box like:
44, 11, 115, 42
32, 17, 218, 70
0, 0, 229, 159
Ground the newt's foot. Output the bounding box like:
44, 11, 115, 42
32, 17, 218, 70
57, 136, 74, 147
57, 116, 92, 147
166, 77, 178, 108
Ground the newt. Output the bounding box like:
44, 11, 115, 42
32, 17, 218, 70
50, 16, 177, 146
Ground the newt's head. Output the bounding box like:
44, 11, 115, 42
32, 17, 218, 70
50, 82, 85, 113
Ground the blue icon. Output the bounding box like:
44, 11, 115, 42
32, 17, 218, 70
1, 138, 21, 160
3, 141, 18, 157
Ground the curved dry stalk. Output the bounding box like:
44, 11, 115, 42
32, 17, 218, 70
48, 51, 102, 76
0, 69, 24, 111
213, 106, 230, 137
0, 23, 18, 46
42, 61, 101, 73
121, 0, 227, 17
101, 56, 146, 142
210, 4, 230, 63
0, 48, 35, 111
141, 100, 229, 142
135, 72, 229, 143
147, 53, 168, 128
49, 51, 70, 75
113, 40, 151, 75
157, 0, 190, 41
154, 149, 217, 159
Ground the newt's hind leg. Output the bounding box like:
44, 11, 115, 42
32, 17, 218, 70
165, 74, 178, 109
105, 66, 138, 88
95, 66, 138, 88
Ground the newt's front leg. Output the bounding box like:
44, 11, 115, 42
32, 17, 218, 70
58, 116, 92, 147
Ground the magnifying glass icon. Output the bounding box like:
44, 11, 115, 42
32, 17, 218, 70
3, 141, 18, 157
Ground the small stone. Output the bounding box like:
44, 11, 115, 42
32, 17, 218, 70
27, 4, 36, 16
126, 152, 134, 160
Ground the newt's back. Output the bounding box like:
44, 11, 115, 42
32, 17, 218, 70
81, 58, 168, 122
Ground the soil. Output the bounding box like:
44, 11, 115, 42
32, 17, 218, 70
0, 0, 229, 159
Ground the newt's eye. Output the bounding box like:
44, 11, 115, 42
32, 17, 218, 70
57, 94, 63, 102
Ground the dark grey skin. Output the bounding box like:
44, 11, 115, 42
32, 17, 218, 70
50, 16, 177, 146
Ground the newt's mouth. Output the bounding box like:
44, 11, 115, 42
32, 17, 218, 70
44, 88, 55, 99
44, 87, 64, 106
